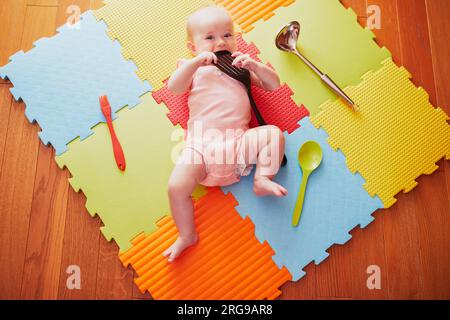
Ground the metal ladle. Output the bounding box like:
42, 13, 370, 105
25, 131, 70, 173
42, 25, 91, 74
275, 21, 358, 111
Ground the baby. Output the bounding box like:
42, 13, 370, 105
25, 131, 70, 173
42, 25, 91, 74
163, 6, 288, 262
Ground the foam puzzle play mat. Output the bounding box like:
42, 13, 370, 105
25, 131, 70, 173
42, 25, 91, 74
1, 0, 448, 299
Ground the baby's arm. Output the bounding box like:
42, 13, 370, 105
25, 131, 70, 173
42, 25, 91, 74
231, 52, 280, 91
251, 64, 280, 91
168, 52, 218, 95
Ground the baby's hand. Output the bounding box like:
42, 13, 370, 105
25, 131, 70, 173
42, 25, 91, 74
231, 52, 258, 72
194, 52, 218, 66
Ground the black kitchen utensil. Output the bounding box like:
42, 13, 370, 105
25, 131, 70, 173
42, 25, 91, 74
214, 50, 287, 167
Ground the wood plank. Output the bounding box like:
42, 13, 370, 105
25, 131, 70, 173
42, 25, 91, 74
397, 0, 437, 104
55, 0, 91, 29
314, 0, 367, 300
20, 145, 69, 299
57, 191, 102, 299
411, 158, 450, 299
426, 0, 450, 210
363, 0, 423, 300
279, 263, 317, 300
425, 0, 450, 115
341, 0, 368, 26
396, 0, 448, 300
0, 93, 40, 299
0, 85, 13, 174
315, 243, 353, 299
421, 0, 450, 299
27, 0, 59, 6
347, 0, 400, 300
49, 0, 101, 301
0, 0, 27, 84
0, 1, 49, 299
348, 210, 388, 299
90, 0, 105, 11
132, 271, 153, 299
351, 4, 397, 297
17, 4, 66, 300
367, 0, 402, 62
95, 238, 134, 300
385, 195, 424, 299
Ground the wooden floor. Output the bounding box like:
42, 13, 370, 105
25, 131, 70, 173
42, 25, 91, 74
0, 0, 448, 300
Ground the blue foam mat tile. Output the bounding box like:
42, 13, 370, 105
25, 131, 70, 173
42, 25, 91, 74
0, 10, 150, 155
223, 117, 384, 281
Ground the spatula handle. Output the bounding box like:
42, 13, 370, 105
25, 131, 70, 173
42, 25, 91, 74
248, 91, 287, 167
248, 91, 267, 126
106, 119, 126, 171
99, 96, 126, 171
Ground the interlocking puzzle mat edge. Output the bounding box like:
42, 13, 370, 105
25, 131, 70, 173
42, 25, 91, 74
93, 0, 297, 90
55, 93, 183, 252
0, 10, 150, 156
119, 188, 292, 300
311, 57, 450, 208
93, 0, 216, 90
242, 0, 392, 116
222, 117, 384, 281
215, 0, 296, 33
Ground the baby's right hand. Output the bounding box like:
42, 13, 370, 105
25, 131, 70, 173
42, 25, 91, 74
194, 52, 218, 66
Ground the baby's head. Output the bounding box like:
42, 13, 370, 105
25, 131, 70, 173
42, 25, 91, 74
186, 6, 236, 56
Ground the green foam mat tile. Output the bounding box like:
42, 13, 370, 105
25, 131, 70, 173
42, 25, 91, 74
243, 0, 391, 116
56, 93, 183, 252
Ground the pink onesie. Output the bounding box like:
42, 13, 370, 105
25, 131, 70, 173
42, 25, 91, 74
180, 63, 254, 187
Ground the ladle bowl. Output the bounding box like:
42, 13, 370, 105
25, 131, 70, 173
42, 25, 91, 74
275, 21, 358, 111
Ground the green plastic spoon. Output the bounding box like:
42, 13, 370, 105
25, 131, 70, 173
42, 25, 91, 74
292, 141, 323, 227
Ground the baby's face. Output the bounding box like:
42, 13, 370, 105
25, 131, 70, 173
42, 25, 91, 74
188, 9, 236, 55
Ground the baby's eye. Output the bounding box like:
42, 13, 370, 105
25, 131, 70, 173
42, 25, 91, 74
224, 33, 233, 38
205, 35, 214, 40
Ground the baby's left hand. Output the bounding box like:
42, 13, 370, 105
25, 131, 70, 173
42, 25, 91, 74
231, 52, 258, 72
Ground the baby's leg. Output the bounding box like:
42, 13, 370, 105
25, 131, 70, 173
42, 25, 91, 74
241, 125, 288, 197
163, 148, 207, 262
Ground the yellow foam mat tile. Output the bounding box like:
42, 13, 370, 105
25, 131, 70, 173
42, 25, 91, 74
242, 0, 391, 116
311, 58, 450, 208
215, 0, 295, 33
94, 0, 215, 90
120, 188, 292, 300
56, 93, 185, 252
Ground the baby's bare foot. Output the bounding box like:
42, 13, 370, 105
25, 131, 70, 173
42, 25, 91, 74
253, 176, 288, 197
162, 233, 198, 263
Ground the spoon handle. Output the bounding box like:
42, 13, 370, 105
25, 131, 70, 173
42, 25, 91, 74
292, 172, 309, 227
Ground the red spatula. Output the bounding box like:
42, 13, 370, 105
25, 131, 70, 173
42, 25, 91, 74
99, 95, 126, 171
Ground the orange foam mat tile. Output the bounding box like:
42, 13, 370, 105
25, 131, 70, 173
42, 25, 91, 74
216, 0, 295, 33
120, 188, 292, 300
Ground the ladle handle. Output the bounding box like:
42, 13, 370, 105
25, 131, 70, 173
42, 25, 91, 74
320, 74, 357, 109
247, 89, 267, 126
293, 50, 356, 109
293, 50, 323, 78
292, 171, 310, 227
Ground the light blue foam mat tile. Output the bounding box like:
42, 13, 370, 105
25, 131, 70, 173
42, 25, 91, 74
0, 10, 150, 155
222, 117, 384, 281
